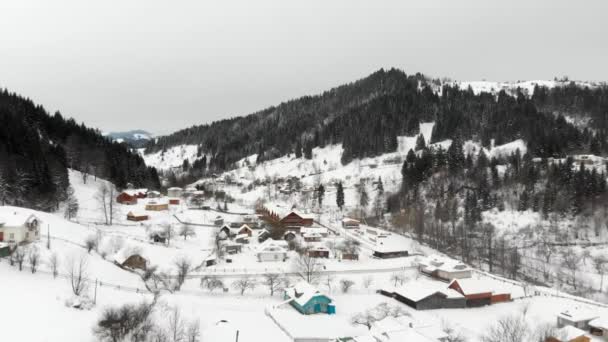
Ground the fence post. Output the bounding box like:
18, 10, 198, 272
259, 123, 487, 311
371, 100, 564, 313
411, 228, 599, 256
94, 279, 98, 305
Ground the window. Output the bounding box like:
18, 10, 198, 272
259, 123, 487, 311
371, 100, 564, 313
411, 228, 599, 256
9, 233, 14, 239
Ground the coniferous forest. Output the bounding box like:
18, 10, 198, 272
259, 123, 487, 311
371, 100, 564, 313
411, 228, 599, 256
146, 68, 608, 176
0, 89, 160, 211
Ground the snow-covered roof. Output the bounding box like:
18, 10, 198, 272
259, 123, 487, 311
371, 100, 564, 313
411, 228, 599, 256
341, 217, 360, 223
202, 321, 238, 342
235, 233, 249, 240
590, 317, 608, 330
554, 325, 588, 340
258, 239, 288, 250
300, 227, 327, 235
0, 210, 38, 227
449, 278, 507, 295
389, 281, 463, 302
285, 282, 331, 307
167, 187, 183, 191
127, 211, 147, 217
558, 307, 599, 322
418, 254, 471, 273
122, 188, 148, 196
302, 232, 323, 238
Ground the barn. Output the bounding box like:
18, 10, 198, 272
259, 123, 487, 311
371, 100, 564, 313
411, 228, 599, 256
448, 278, 511, 307
379, 281, 466, 310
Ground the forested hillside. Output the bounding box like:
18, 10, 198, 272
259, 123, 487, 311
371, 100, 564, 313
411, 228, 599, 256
0, 89, 160, 211
145, 68, 608, 177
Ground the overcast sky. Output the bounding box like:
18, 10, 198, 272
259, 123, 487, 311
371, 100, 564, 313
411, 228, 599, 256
1, 0, 607, 134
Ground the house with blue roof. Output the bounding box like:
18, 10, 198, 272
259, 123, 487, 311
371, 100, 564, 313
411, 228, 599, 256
283, 282, 335, 315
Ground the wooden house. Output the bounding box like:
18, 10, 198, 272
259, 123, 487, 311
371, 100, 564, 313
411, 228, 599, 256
234, 224, 253, 237
0, 211, 40, 245
380, 281, 466, 310
145, 201, 169, 211
448, 279, 511, 307
557, 307, 599, 331
280, 211, 314, 227
308, 246, 330, 258
341, 252, 359, 261
116, 192, 138, 205
114, 253, 147, 270
341, 218, 360, 229
168, 198, 180, 205
126, 211, 149, 222
284, 282, 335, 315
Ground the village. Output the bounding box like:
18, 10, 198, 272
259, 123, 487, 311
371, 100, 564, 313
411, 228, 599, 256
1, 168, 608, 342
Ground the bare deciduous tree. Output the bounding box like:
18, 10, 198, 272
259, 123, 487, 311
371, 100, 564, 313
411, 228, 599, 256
173, 256, 192, 291
178, 225, 196, 241
232, 276, 257, 295
166, 305, 185, 342
389, 272, 407, 287
95, 183, 116, 225
85, 234, 98, 253
292, 251, 323, 284
339, 278, 355, 293
185, 320, 200, 342
561, 248, 580, 289
481, 314, 529, 342
262, 272, 286, 296
66, 254, 89, 296
200, 276, 224, 292
593, 255, 607, 292
351, 303, 409, 330
49, 252, 59, 278
13, 247, 26, 271
27, 246, 40, 273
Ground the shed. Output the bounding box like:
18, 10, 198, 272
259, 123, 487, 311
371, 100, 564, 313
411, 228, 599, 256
145, 201, 169, 211
341, 218, 360, 229
448, 278, 511, 307
126, 211, 149, 222
589, 317, 608, 337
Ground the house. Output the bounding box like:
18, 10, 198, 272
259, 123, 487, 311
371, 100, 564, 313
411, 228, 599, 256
372, 249, 408, 259
168, 198, 180, 205
303, 232, 323, 242
145, 201, 169, 211
116, 192, 138, 205
218, 225, 232, 240
341, 252, 359, 261
418, 255, 472, 281
235, 234, 250, 244
126, 211, 149, 222
0, 211, 40, 245
366, 316, 447, 342
257, 241, 288, 262
147, 191, 161, 198
284, 282, 335, 315
167, 187, 183, 198
284, 231, 297, 241
257, 229, 270, 243
300, 226, 329, 238
379, 281, 466, 310
204, 256, 217, 267
589, 317, 608, 337
234, 224, 253, 237
214, 216, 224, 227
546, 326, 591, 342
557, 307, 599, 331
285, 225, 302, 234
342, 218, 360, 229
448, 278, 511, 307
149, 231, 167, 244
114, 252, 148, 270
280, 211, 314, 227
223, 243, 242, 255
308, 246, 330, 258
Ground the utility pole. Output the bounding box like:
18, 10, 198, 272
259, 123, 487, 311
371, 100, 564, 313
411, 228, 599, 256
94, 279, 98, 305
46, 225, 50, 249
235, 330, 239, 342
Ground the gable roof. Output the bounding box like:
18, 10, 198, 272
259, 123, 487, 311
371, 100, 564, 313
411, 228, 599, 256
0, 210, 38, 227
449, 278, 502, 295
285, 282, 331, 306
558, 307, 598, 322
555, 325, 588, 340
389, 280, 463, 302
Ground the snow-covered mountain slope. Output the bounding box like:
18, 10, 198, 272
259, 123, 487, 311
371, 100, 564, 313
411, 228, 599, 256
139, 144, 201, 171
451, 79, 602, 96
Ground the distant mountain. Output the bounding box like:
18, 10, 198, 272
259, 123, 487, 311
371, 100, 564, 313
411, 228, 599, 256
0, 90, 160, 211
105, 130, 154, 148
143, 68, 608, 176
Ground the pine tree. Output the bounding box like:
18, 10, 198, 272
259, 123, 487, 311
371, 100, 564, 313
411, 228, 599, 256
358, 180, 369, 216
295, 140, 302, 159
64, 186, 79, 220
336, 182, 345, 210
317, 184, 325, 207
415, 134, 426, 151
304, 140, 313, 160
374, 177, 385, 219
447, 137, 464, 175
